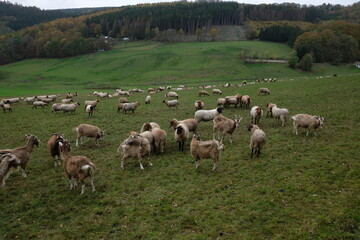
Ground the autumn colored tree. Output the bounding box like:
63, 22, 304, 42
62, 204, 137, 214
209, 28, 218, 41
299, 53, 313, 71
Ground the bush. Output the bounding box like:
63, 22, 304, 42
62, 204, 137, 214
299, 53, 312, 71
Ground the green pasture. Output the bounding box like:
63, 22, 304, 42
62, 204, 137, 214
0, 40, 358, 96
0, 74, 360, 239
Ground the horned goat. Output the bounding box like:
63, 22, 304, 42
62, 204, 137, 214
58, 141, 95, 195
213, 115, 243, 143
0, 135, 40, 177
190, 134, 224, 171
291, 114, 325, 136
47, 133, 70, 167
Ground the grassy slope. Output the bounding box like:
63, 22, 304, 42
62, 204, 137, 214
0, 75, 360, 239
0, 40, 358, 97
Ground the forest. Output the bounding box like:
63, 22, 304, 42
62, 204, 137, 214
0, 1, 359, 65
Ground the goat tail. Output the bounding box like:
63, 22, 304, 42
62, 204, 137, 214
81, 163, 95, 176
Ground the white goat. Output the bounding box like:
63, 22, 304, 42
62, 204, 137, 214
213, 115, 243, 143
145, 95, 151, 104
32, 101, 48, 109
190, 134, 224, 171
0, 102, 12, 112
122, 102, 140, 114
61, 102, 80, 114
194, 107, 223, 123
165, 91, 179, 99
73, 124, 104, 147
272, 106, 290, 127
212, 89, 222, 95
248, 124, 266, 158
291, 114, 325, 136
258, 88, 270, 95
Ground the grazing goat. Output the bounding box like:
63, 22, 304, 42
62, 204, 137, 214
122, 102, 140, 114
266, 103, 277, 118
163, 100, 179, 110
291, 114, 325, 136
0, 135, 40, 177
117, 134, 152, 170
0, 154, 21, 187
258, 88, 270, 95
248, 124, 266, 158
73, 124, 104, 147
175, 123, 189, 151
169, 118, 197, 133
66, 92, 78, 99
194, 107, 223, 123
198, 90, 210, 97
145, 95, 151, 104
47, 133, 70, 167
213, 115, 243, 143
272, 106, 289, 127
217, 98, 226, 107
58, 142, 95, 195
194, 100, 204, 111
250, 106, 263, 125
190, 134, 224, 171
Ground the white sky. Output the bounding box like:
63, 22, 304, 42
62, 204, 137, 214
5, 0, 359, 10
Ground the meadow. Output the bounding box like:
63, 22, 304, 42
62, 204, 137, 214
0, 41, 360, 239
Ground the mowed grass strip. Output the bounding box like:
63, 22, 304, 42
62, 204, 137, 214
0, 75, 360, 239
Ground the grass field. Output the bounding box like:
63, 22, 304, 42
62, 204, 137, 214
1, 74, 360, 239
0, 40, 358, 97
1, 40, 360, 239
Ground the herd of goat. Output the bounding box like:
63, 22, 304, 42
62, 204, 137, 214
0, 83, 325, 194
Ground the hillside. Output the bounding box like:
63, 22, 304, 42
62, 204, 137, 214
0, 41, 359, 96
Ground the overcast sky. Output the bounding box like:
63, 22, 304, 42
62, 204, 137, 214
5, 0, 359, 10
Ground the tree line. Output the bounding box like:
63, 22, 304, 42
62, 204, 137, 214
0, 1, 359, 65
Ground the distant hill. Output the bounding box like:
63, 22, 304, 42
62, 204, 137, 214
0, 1, 114, 34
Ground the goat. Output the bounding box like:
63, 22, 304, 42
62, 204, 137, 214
0, 135, 40, 177
198, 90, 210, 97
32, 101, 48, 109
190, 134, 224, 171
266, 103, 277, 118
165, 91, 179, 99
272, 106, 290, 127
240, 95, 251, 109
84, 100, 99, 109
212, 89, 222, 95
58, 141, 95, 195
117, 134, 152, 170
0, 102, 12, 112
248, 124, 266, 158
194, 107, 223, 123
213, 115, 243, 143
61, 102, 80, 114
224, 94, 241, 108
47, 133, 70, 167
0, 154, 21, 187
145, 95, 151, 104
291, 114, 325, 136
73, 124, 104, 147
